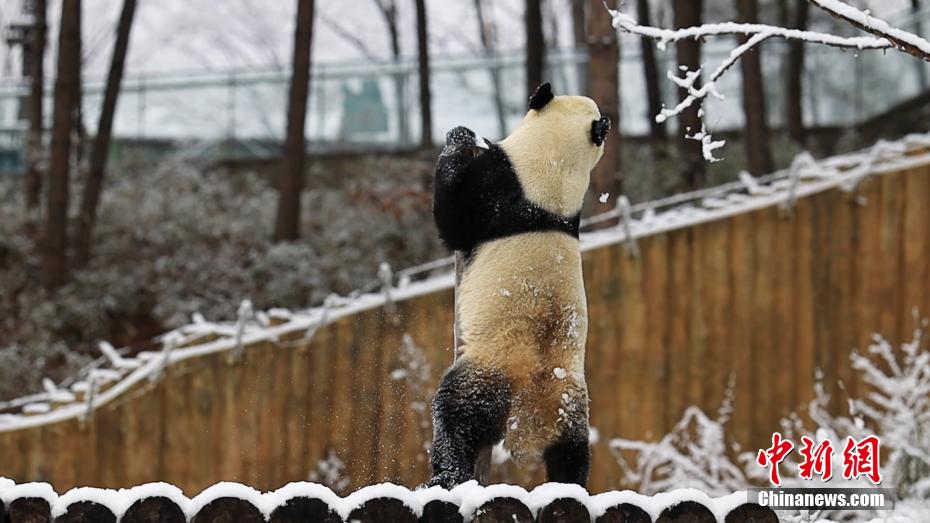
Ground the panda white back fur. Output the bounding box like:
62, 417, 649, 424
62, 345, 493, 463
427, 83, 610, 488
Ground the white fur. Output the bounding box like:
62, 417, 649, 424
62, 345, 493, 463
457, 95, 604, 462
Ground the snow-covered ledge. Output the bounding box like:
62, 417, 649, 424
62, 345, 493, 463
0, 478, 775, 523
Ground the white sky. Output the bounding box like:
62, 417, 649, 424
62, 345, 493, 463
0, 0, 915, 81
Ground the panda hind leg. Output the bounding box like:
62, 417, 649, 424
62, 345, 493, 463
426, 361, 511, 489
543, 418, 590, 486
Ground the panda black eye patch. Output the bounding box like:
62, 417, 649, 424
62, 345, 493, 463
591, 116, 611, 146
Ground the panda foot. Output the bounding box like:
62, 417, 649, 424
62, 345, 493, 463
422, 470, 470, 490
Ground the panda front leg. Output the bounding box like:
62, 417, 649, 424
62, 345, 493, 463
426, 361, 511, 489
543, 393, 591, 486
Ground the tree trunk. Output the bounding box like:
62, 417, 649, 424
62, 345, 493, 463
374, 0, 409, 144
638, 0, 666, 147
274, 0, 315, 242
786, 0, 809, 146
736, 0, 773, 175
41, 0, 81, 289
415, 0, 433, 148
673, 0, 705, 190
75, 0, 136, 265
588, 0, 621, 219
525, 0, 545, 100
570, 0, 589, 95
474, 0, 508, 138
24, 0, 47, 215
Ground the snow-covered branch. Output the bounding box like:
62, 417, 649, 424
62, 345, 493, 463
656, 31, 772, 124
809, 0, 930, 62
608, 0, 930, 162
609, 10, 893, 54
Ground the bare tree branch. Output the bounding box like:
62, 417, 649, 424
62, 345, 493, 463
318, 13, 379, 61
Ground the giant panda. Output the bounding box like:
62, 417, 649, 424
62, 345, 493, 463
427, 83, 611, 488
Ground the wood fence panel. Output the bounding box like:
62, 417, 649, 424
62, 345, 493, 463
190, 357, 218, 493
749, 208, 775, 449
728, 212, 755, 447
688, 224, 709, 414
587, 245, 622, 490
665, 227, 693, 432
307, 325, 336, 487
772, 210, 798, 419
642, 232, 670, 440
703, 220, 732, 418
901, 166, 930, 337
793, 198, 817, 414
617, 245, 646, 442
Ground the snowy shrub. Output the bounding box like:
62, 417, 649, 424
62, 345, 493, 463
0, 148, 444, 401
610, 374, 751, 495
850, 326, 930, 499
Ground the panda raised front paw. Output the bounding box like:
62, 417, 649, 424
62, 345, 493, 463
441, 126, 491, 158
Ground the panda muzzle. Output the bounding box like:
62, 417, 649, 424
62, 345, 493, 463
591, 116, 611, 147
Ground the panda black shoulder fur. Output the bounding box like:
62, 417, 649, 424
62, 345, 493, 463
427, 83, 611, 488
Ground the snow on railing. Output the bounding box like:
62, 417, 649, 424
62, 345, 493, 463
0, 478, 776, 523
1, 133, 929, 433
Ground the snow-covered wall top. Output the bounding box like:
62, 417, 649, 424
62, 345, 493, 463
1, 134, 930, 434
0, 477, 773, 523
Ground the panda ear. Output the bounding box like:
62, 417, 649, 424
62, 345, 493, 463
528, 82, 554, 111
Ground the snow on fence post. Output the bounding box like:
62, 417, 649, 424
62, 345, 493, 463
615, 196, 640, 259
378, 262, 400, 325
779, 151, 815, 214
80, 373, 98, 424
231, 299, 255, 364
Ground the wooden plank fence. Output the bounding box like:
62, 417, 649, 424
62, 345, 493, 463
1, 159, 929, 495
0, 482, 777, 523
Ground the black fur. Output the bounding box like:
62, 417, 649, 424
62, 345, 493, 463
426, 362, 512, 489
543, 426, 591, 485
432, 126, 580, 260
591, 116, 611, 146
528, 82, 554, 111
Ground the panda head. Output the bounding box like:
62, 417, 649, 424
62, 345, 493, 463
500, 82, 611, 217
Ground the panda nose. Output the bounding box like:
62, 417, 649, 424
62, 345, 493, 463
591, 116, 611, 146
